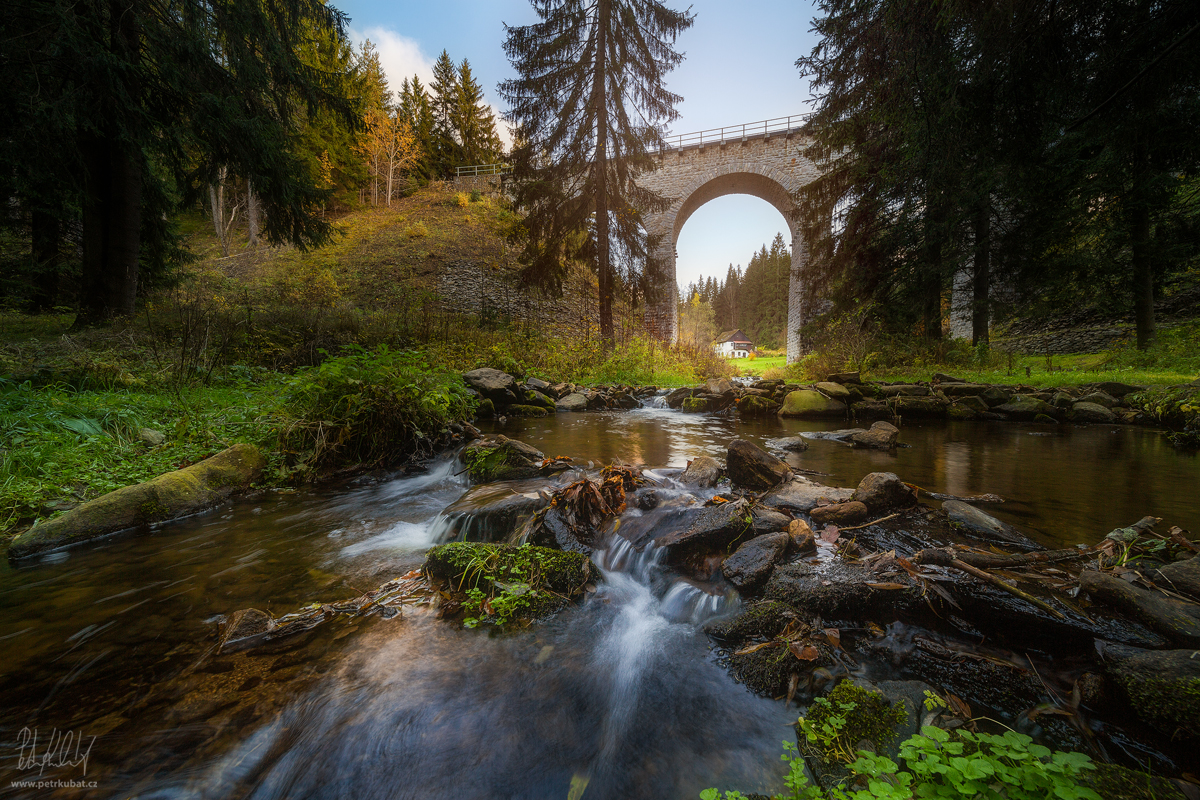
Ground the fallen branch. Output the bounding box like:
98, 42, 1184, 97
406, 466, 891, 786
915, 548, 1066, 619
839, 513, 901, 532
952, 548, 1093, 570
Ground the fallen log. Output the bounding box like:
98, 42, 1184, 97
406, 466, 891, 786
951, 548, 1093, 571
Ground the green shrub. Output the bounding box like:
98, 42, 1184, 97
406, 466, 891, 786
278, 345, 475, 474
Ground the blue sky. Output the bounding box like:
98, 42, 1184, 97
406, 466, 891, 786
338, 0, 821, 293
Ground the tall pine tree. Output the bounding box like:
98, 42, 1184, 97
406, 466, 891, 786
500, 0, 694, 343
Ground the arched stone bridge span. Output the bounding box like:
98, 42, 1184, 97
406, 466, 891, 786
638, 115, 820, 363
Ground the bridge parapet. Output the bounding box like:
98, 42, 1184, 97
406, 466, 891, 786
657, 113, 811, 153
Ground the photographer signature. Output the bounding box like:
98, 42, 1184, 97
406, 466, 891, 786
16, 728, 95, 777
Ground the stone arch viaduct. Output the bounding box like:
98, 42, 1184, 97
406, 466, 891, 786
637, 115, 820, 363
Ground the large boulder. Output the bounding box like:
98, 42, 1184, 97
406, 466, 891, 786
706, 377, 735, 396
679, 455, 723, 489
555, 392, 588, 412
463, 368, 519, 403
434, 484, 549, 543
814, 381, 853, 401
1072, 401, 1117, 424
750, 509, 792, 534
460, 436, 544, 482
761, 478, 854, 513
850, 421, 899, 449
737, 395, 779, 417
993, 395, 1058, 420
765, 436, 809, 452
1077, 390, 1118, 408
655, 499, 753, 559
894, 396, 949, 418
942, 500, 1044, 551
1080, 570, 1200, 647
1093, 381, 1142, 399
939, 383, 991, 397
1098, 643, 1200, 741
9, 443, 266, 559
726, 440, 789, 491
980, 386, 1013, 407
779, 390, 846, 418
721, 533, 790, 591
878, 384, 929, 397
851, 472, 916, 513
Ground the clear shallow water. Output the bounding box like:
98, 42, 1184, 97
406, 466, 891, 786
488, 408, 1199, 548
0, 408, 1196, 798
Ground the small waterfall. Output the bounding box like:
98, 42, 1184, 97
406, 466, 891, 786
645, 395, 670, 409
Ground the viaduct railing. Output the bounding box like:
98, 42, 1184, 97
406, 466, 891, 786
453, 112, 812, 176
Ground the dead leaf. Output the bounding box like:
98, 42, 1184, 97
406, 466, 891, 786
867, 622, 886, 637
787, 673, 800, 707
947, 693, 972, 720
789, 642, 820, 661
866, 582, 909, 590
823, 628, 841, 649
1169, 526, 1198, 553
734, 641, 779, 656
820, 526, 840, 543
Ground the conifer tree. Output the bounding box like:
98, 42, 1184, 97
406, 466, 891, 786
454, 60, 504, 166
430, 50, 462, 175
398, 76, 437, 179
500, 0, 695, 343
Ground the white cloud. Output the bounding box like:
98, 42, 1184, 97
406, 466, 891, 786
350, 26, 435, 101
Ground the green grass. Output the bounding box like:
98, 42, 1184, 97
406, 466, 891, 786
735, 355, 787, 376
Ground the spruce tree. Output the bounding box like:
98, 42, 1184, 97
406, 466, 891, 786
430, 50, 462, 176
455, 60, 504, 166
500, 0, 694, 343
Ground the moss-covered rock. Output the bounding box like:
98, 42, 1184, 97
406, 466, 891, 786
799, 679, 907, 768
423, 542, 595, 620
681, 396, 710, 413
737, 395, 779, 417
1098, 643, 1200, 741
705, 600, 797, 643
1080, 762, 1187, 800
779, 389, 847, 418
507, 404, 548, 418
994, 394, 1058, 420
460, 435, 544, 482
8, 443, 266, 559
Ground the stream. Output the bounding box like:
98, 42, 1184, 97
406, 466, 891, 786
1, 409, 1196, 798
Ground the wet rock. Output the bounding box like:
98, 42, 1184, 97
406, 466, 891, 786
508, 404, 548, 418
1033, 413, 1058, 425
779, 390, 847, 418
727, 440, 789, 491
705, 600, 796, 642
766, 436, 810, 452
424, 542, 595, 616
788, 519, 816, 554
942, 500, 1043, 551
1151, 554, 1200, 602
664, 386, 695, 408
722, 533, 790, 591
947, 404, 979, 421
878, 384, 929, 397
815, 381, 853, 401
548, 382, 573, 399
460, 436, 544, 482
952, 395, 990, 415
874, 680, 939, 747
1072, 401, 1116, 424
851, 472, 916, 514
810, 501, 869, 526
9, 443, 267, 559
524, 389, 557, 411
1077, 390, 1119, 408
525, 377, 550, 392
706, 377, 735, 396
630, 487, 661, 511
993, 395, 1058, 420
1080, 571, 1200, 646
737, 395, 779, 417
980, 386, 1013, 407
681, 397, 710, 413
894, 396, 949, 418
1097, 642, 1200, 741
437, 484, 549, 543
555, 392, 587, 412
475, 397, 496, 418
528, 506, 595, 554
765, 561, 921, 619
850, 399, 897, 421
802, 428, 865, 442
762, 478, 854, 513
940, 383, 991, 398
679, 455, 723, 489
1051, 391, 1075, 410
655, 498, 753, 560
851, 421, 899, 449
463, 368, 518, 403
750, 509, 791, 534
1094, 381, 1142, 399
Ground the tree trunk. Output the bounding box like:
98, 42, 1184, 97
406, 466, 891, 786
29, 209, 61, 312
79, 136, 142, 323
247, 178, 260, 248
209, 176, 227, 256
593, 0, 613, 345
1131, 200, 1155, 349
972, 202, 990, 346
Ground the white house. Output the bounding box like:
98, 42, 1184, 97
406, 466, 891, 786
714, 329, 755, 358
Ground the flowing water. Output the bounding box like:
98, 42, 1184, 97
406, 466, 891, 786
0, 408, 1196, 798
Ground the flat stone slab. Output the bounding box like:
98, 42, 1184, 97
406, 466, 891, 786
942, 500, 1043, 551
760, 478, 854, 512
